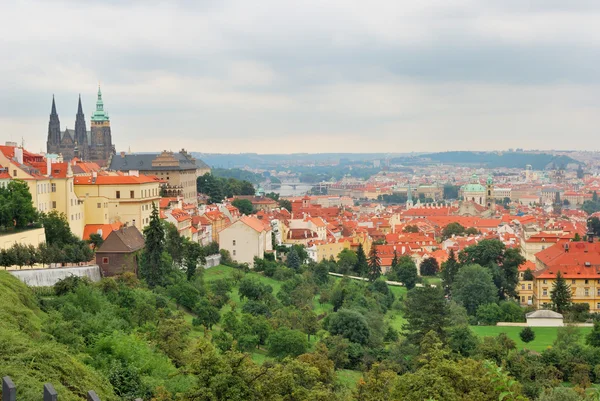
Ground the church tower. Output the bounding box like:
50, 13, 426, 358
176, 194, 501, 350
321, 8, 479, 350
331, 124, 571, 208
406, 183, 413, 209
74, 95, 88, 160
486, 174, 494, 209
46, 96, 61, 155
89, 85, 114, 166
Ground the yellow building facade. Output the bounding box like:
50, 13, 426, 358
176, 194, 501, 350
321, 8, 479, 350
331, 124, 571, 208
74, 175, 160, 230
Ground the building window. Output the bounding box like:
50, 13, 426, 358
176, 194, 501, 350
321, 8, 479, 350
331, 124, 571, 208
521, 284, 525, 290
13, 170, 17, 177
543, 288, 548, 296
116, 191, 120, 199
543, 279, 547, 284
233, 240, 236, 246
585, 280, 589, 284
102, 257, 109, 264
130, 190, 134, 198
572, 279, 576, 284
97, 203, 101, 208
528, 284, 531, 290
585, 288, 590, 296
52, 201, 56, 209
51, 183, 56, 192
233, 250, 236, 256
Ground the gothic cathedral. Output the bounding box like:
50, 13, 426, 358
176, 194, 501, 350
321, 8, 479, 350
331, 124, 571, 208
46, 86, 115, 166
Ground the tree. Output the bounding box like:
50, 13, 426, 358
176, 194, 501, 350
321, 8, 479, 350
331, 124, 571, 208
441, 249, 459, 295
193, 298, 221, 330
267, 327, 308, 359
337, 249, 357, 274
519, 327, 535, 343
573, 233, 582, 242
0, 180, 37, 229
577, 164, 584, 179
286, 248, 301, 270
442, 222, 465, 239
443, 184, 460, 199
523, 268, 534, 281
231, 199, 253, 215
184, 240, 205, 281
452, 264, 498, 315
403, 225, 419, 233
88, 233, 104, 250
325, 309, 370, 345
238, 277, 272, 301
419, 257, 439, 276
354, 244, 368, 277
394, 256, 418, 290
550, 271, 571, 314
586, 320, 600, 347
140, 203, 169, 287
588, 217, 600, 237
367, 244, 381, 282
41, 210, 73, 245
391, 250, 399, 270
278, 199, 292, 212
402, 286, 449, 344
164, 222, 184, 265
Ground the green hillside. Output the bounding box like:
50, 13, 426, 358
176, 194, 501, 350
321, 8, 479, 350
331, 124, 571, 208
0, 272, 116, 401
418, 151, 579, 169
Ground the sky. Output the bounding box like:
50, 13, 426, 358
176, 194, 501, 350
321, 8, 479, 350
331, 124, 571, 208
1, 0, 600, 154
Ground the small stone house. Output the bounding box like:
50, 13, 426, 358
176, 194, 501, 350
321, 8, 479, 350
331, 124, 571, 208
526, 309, 564, 327
96, 226, 145, 277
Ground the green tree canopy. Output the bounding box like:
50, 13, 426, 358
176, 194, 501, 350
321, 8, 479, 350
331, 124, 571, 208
402, 285, 449, 345
452, 264, 498, 315
231, 198, 253, 215
419, 257, 439, 276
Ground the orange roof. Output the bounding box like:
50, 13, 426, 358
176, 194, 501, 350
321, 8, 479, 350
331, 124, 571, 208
83, 222, 123, 240
74, 175, 158, 185
240, 215, 270, 232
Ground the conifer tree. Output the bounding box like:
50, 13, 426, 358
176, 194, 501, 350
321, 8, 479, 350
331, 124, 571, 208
391, 250, 399, 270
286, 248, 301, 270
140, 202, 169, 287
550, 271, 572, 314
354, 243, 368, 277
441, 249, 460, 295
367, 244, 381, 282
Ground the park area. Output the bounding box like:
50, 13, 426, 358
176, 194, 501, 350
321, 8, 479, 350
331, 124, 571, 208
196, 264, 594, 390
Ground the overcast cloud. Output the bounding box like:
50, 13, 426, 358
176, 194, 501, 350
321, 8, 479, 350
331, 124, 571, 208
1, 0, 599, 154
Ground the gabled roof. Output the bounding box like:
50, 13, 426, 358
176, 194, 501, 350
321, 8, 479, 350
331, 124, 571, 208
96, 226, 145, 253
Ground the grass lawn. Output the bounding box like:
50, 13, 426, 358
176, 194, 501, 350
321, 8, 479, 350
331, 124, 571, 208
470, 325, 592, 352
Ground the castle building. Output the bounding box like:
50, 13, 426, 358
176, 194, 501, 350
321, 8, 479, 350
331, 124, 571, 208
46, 86, 115, 166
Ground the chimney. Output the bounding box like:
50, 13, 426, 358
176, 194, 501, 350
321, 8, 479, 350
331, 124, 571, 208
15, 147, 23, 165
564, 243, 569, 253
588, 231, 595, 243
46, 157, 52, 176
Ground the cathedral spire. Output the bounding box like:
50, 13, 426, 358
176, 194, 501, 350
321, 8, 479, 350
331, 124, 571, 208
91, 84, 109, 122
77, 94, 84, 115
51, 95, 57, 116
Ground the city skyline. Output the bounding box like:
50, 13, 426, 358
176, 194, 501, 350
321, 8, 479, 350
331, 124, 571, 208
2, 1, 600, 154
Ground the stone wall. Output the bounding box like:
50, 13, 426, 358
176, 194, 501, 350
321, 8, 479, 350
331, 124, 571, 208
9, 265, 101, 287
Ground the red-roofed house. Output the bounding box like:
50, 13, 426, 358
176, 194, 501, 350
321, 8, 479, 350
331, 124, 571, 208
218, 215, 273, 267
533, 239, 600, 311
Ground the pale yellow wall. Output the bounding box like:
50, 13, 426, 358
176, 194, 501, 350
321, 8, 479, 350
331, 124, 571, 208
317, 241, 350, 261
535, 277, 600, 312
0, 228, 46, 250
219, 220, 269, 266
141, 168, 198, 204
75, 182, 160, 230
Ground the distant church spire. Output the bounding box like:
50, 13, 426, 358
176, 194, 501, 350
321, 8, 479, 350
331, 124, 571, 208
47, 96, 61, 153
74, 93, 88, 160
51, 95, 58, 116
406, 183, 413, 209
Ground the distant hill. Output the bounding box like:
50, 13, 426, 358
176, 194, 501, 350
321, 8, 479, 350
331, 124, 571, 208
415, 151, 580, 170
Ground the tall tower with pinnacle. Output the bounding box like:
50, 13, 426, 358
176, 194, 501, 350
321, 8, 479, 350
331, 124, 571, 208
89, 85, 115, 165
486, 174, 494, 209
74, 94, 88, 160
46, 96, 61, 154
406, 183, 413, 210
